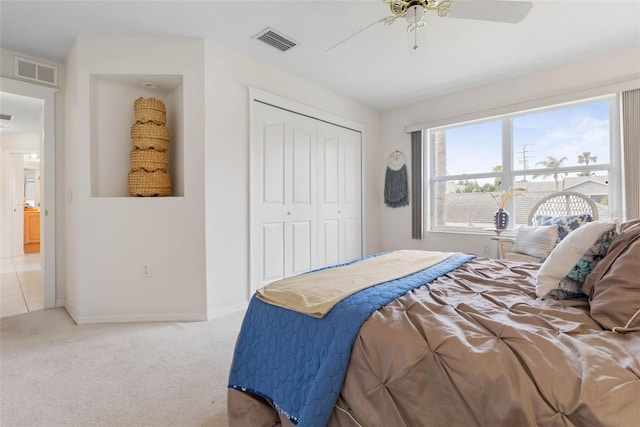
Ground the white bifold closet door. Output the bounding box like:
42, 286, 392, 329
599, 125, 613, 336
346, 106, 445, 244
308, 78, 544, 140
317, 122, 362, 267
251, 101, 362, 292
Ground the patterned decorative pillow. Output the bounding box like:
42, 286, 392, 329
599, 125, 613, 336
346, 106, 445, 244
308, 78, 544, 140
536, 221, 617, 299
567, 227, 617, 284
544, 227, 618, 299
535, 214, 593, 243
547, 277, 582, 300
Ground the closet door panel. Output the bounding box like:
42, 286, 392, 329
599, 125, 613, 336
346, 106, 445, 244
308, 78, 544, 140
292, 127, 312, 205
343, 136, 360, 204
252, 102, 318, 290
263, 123, 285, 204
322, 138, 339, 204
262, 222, 285, 282
253, 104, 287, 289
287, 116, 317, 277
339, 128, 362, 263
343, 218, 359, 262
292, 221, 312, 274
317, 129, 340, 267
322, 219, 340, 266
317, 123, 362, 266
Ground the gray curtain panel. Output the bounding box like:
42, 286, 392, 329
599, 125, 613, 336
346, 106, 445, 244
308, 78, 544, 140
622, 89, 640, 220
411, 131, 423, 239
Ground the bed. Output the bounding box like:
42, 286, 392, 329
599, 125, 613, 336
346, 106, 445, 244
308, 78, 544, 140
228, 219, 640, 427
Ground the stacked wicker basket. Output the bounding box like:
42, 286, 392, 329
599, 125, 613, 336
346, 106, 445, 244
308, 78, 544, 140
127, 97, 172, 196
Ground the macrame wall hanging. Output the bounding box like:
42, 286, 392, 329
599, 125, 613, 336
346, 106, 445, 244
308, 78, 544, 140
384, 150, 409, 208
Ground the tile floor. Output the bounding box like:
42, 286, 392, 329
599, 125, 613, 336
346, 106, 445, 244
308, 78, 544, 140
0, 253, 44, 318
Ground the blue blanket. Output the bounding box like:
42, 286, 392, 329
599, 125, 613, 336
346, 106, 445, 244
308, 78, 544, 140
228, 252, 475, 426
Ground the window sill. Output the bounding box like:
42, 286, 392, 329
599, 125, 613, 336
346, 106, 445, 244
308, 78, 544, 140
428, 227, 517, 238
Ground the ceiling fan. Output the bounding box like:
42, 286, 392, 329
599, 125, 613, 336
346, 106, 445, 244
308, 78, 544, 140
326, 0, 533, 53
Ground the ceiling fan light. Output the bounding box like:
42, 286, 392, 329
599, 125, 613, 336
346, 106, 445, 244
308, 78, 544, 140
405, 5, 425, 24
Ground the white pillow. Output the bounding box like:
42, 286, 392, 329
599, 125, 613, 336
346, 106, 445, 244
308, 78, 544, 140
536, 221, 617, 298
513, 225, 558, 259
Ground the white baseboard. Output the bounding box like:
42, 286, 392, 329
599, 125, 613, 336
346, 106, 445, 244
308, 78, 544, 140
63, 302, 80, 324
62, 301, 247, 324
207, 301, 248, 320
64, 302, 207, 324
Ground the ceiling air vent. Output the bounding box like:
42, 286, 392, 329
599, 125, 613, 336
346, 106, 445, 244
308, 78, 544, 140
254, 28, 298, 52
0, 114, 14, 121
14, 56, 58, 86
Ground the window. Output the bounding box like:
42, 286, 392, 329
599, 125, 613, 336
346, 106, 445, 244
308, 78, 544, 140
427, 95, 619, 231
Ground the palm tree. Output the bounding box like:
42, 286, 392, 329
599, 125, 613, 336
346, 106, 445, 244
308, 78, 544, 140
535, 156, 568, 190
577, 152, 598, 176
492, 165, 502, 188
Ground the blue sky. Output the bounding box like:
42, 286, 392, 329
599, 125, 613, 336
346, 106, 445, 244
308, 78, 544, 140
441, 99, 611, 177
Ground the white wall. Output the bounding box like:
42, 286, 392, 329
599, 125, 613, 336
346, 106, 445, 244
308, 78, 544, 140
62, 39, 384, 321
0, 133, 39, 151
203, 41, 383, 315
64, 38, 206, 323
380, 47, 640, 257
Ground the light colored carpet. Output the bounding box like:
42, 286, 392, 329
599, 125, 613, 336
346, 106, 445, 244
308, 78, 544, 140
0, 307, 245, 427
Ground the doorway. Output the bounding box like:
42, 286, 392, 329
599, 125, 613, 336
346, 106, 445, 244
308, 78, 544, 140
0, 77, 56, 315
0, 151, 43, 318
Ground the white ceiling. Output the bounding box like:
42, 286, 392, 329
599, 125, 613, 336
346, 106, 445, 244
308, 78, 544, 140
0, 0, 639, 129
0, 91, 43, 135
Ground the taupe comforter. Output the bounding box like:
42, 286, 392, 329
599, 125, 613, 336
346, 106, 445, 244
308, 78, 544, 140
228, 258, 640, 426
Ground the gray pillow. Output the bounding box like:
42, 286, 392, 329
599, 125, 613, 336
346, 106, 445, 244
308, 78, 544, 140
513, 225, 558, 259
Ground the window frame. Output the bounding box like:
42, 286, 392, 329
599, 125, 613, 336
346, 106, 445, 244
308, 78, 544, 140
425, 94, 622, 233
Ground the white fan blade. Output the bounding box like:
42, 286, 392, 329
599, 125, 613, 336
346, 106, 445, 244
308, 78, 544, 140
325, 16, 395, 54
447, 1, 532, 24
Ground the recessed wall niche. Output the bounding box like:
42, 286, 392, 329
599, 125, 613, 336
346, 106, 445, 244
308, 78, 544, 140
90, 74, 184, 197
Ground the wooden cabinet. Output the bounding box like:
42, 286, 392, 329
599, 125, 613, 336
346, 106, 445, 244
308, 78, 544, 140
24, 210, 40, 253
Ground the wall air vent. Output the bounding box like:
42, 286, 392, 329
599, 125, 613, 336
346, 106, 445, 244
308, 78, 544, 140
14, 56, 58, 86
254, 28, 298, 52
0, 114, 14, 121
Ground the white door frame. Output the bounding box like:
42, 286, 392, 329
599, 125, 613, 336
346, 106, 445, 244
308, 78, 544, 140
1, 77, 57, 309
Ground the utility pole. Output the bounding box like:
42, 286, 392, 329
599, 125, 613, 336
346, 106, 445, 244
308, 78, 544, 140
518, 144, 534, 182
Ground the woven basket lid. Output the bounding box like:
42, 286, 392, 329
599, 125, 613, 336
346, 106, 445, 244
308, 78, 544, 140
134, 97, 166, 113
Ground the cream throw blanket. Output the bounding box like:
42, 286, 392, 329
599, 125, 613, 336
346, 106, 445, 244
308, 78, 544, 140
256, 250, 455, 318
